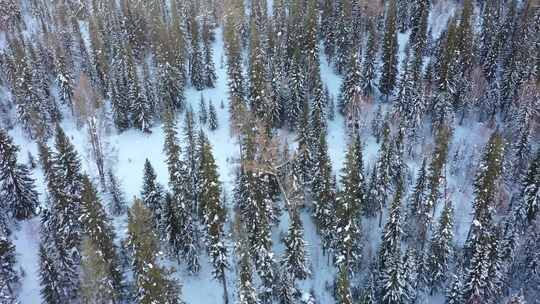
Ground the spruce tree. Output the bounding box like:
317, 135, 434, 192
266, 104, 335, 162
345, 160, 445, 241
445, 274, 463, 304
0, 234, 18, 302
202, 18, 217, 88
379, 182, 404, 271
198, 135, 229, 296
282, 210, 310, 280
360, 21, 377, 98
380, 251, 407, 304
426, 198, 455, 291
107, 169, 127, 216
190, 16, 205, 90
199, 94, 208, 125
311, 131, 336, 252
379, 0, 399, 100
39, 243, 62, 304
80, 175, 123, 299
0, 129, 39, 220
141, 159, 163, 229
335, 266, 353, 304
521, 150, 540, 224
237, 240, 260, 304
209, 100, 219, 130
127, 199, 183, 304
334, 133, 364, 272
162, 113, 200, 273
338, 53, 362, 115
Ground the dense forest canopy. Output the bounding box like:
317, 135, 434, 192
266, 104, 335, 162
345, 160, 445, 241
0, 0, 538, 303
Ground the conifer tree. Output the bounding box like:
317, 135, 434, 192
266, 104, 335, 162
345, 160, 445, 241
379, 0, 399, 100
0, 235, 18, 302
277, 270, 299, 304
282, 210, 310, 280
237, 241, 260, 304
39, 243, 62, 304
80, 175, 123, 299
190, 16, 205, 90
0, 129, 39, 220
199, 94, 208, 125
127, 199, 183, 304
107, 169, 127, 216
335, 266, 353, 304
42, 126, 84, 301
334, 133, 365, 272
467, 132, 505, 246
141, 159, 163, 229
379, 182, 404, 271
208, 100, 219, 131
224, 1, 246, 127
80, 238, 117, 304
426, 198, 455, 291
311, 131, 336, 252
405, 158, 427, 243
202, 18, 217, 88
162, 113, 200, 273
360, 21, 377, 98
445, 274, 463, 304
463, 133, 505, 304
380, 251, 407, 304
338, 53, 361, 115
198, 135, 228, 297
248, 18, 268, 119
520, 150, 540, 224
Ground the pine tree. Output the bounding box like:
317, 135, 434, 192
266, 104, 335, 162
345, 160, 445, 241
426, 198, 454, 291
248, 17, 268, 120
127, 199, 183, 304
379, 0, 399, 100
463, 134, 505, 304
335, 266, 353, 304
360, 21, 377, 98
0, 234, 18, 302
208, 100, 219, 130
405, 158, 427, 243
42, 126, 84, 301
107, 169, 127, 216
338, 53, 362, 115
141, 159, 163, 229
224, 1, 246, 128
311, 131, 336, 252
80, 238, 117, 304
359, 273, 377, 304
445, 274, 463, 304
80, 175, 123, 300
380, 251, 407, 304
237, 240, 260, 304
334, 133, 365, 272
277, 270, 299, 304
198, 135, 228, 296
162, 113, 200, 274
202, 18, 217, 88
379, 182, 404, 271
39, 243, 62, 304
199, 94, 208, 125
282, 210, 310, 280
520, 150, 540, 224
190, 16, 205, 90
0, 129, 39, 220
467, 132, 505, 246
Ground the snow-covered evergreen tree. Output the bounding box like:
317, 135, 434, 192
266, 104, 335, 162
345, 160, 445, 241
0, 129, 39, 220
